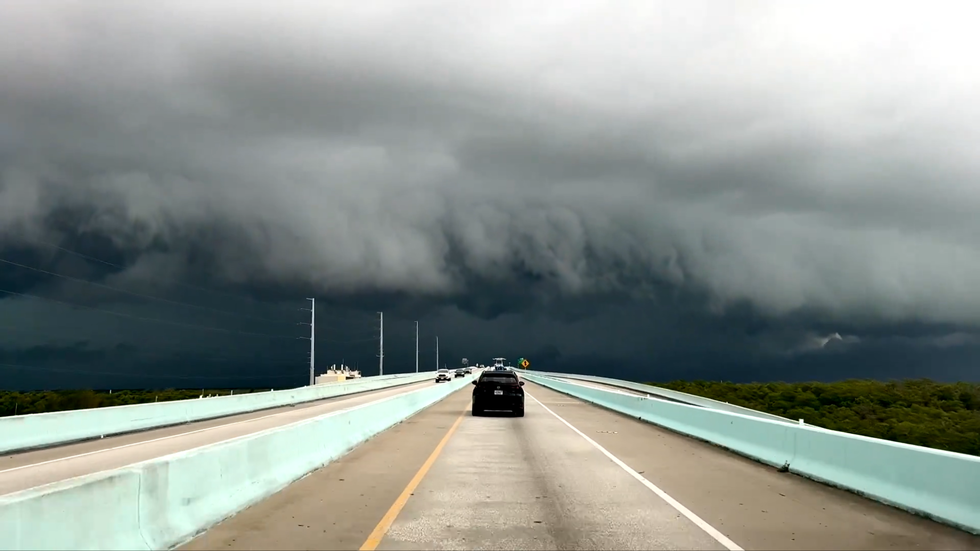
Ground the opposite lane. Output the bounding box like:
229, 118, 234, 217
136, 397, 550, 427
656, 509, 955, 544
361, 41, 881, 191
0, 379, 434, 496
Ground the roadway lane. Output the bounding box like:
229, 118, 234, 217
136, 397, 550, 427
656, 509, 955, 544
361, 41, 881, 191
0, 379, 433, 496
181, 382, 980, 551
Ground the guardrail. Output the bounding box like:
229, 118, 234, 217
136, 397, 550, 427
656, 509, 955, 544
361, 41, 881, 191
0, 375, 471, 550
526, 370, 795, 424
0, 371, 437, 454
522, 372, 980, 535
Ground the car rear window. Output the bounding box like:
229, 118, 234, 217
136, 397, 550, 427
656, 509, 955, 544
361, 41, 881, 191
481, 375, 519, 385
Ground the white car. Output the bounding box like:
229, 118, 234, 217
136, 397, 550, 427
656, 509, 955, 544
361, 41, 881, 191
435, 369, 451, 382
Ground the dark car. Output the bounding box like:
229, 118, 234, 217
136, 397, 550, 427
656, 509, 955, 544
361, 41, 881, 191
454, 368, 466, 378
472, 371, 525, 417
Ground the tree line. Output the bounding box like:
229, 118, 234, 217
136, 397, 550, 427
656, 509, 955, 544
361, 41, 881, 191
653, 378, 980, 457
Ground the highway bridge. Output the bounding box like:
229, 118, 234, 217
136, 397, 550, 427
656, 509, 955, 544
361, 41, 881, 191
1, 370, 978, 550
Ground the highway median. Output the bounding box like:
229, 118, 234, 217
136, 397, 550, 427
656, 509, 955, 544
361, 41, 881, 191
0, 374, 471, 550
0, 372, 436, 455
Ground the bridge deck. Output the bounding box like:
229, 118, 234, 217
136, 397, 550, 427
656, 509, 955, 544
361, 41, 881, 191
181, 382, 980, 551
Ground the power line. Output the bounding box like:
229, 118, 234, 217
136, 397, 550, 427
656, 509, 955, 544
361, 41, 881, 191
0, 288, 299, 340
304, 317, 383, 337
12, 236, 304, 315
314, 334, 379, 345
0, 361, 301, 381
2, 349, 303, 370
0, 257, 296, 326
3, 237, 393, 334
0, 320, 303, 360
0, 333, 305, 369
0, 243, 418, 385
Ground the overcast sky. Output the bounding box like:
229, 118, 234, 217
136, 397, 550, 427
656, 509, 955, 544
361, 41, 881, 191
2, 1, 980, 389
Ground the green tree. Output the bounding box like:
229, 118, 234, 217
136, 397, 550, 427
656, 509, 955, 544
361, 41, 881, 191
651, 378, 980, 457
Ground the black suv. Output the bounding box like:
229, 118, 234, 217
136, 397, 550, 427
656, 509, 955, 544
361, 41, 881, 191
472, 371, 525, 417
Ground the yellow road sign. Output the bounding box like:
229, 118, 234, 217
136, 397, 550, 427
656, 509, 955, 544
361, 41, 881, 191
520, 359, 530, 369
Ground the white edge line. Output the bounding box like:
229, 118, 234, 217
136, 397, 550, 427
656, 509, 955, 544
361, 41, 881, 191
0, 379, 435, 478
526, 391, 744, 551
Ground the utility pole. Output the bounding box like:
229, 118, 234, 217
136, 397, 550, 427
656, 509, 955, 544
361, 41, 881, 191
435, 335, 439, 372
300, 298, 315, 386
378, 311, 384, 376
415, 321, 419, 373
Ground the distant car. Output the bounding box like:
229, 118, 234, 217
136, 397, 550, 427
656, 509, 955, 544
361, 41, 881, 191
472, 370, 525, 417
454, 368, 466, 378
436, 369, 451, 382
463, 367, 473, 374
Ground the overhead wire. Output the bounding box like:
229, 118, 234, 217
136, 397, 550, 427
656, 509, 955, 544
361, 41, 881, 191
5, 237, 388, 335
0, 241, 433, 384
13, 236, 304, 315
0, 361, 300, 381
0, 257, 297, 326
0, 287, 300, 340
0, 322, 306, 367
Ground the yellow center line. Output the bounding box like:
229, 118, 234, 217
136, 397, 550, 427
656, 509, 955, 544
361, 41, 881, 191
359, 402, 470, 551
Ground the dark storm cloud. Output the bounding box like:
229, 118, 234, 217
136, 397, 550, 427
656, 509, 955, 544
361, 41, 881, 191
2, 1, 980, 387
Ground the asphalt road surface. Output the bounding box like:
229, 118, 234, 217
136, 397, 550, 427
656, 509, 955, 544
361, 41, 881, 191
182, 382, 980, 551
0, 380, 432, 496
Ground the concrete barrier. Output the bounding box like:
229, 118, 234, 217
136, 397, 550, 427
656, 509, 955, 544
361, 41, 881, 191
527, 370, 794, 424
0, 375, 470, 550
524, 373, 980, 535
0, 372, 436, 455
524, 374, 797, 468
0, 470, 147, 550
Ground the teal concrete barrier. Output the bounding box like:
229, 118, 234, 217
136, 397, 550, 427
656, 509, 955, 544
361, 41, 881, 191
0, 375, 470, 550
524, 373, 980, 534
527, 370, 793, 424
0, 470, 148, 550
524, 374, 797, 468
0, 371, 437, 455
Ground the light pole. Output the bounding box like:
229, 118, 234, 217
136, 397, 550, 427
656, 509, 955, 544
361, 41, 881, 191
378, 311, 384, 376
300, 298, 315, 386
415, 321, 419, 373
